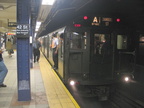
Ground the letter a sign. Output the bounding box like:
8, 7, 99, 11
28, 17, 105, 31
93, 17, 98, 23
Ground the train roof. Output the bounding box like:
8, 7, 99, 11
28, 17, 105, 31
37, 0, 144, 37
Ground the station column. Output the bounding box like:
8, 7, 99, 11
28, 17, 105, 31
16, 0, 31, 101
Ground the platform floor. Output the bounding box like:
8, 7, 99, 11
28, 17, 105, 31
0, 50, 80, 108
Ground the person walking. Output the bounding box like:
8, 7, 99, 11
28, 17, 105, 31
33, 38, 41, 63
0, 48, 8, 87
6, 39, 13, 57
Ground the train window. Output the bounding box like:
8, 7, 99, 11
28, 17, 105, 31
117, 35, 127, 49
70, 32, 88, 50
139, 35, 144, 42
137, 35, 144, 65
83, 32, 87, 49
49, 35, 53, 51
94, 34, 111, 55
59, 33, 64, 58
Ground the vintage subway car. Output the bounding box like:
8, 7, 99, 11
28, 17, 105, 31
40, 15, 138, 99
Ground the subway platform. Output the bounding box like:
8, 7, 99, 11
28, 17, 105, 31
0, 50, 80, 108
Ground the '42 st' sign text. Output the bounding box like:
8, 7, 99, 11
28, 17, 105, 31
16, 24, 29, 37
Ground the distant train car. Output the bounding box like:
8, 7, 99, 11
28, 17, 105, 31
40, 15, 137, 100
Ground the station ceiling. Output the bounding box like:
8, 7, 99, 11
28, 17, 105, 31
37, 0, 144, 36
0, 0, 144, 36
0, 0, 16, 33
0, 0, 52, 34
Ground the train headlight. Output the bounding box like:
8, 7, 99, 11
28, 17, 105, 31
118, 72, 134, 82
124, 76, 129, 82
70, 80, 75, 86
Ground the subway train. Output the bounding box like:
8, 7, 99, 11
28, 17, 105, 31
38, 14, 140, 100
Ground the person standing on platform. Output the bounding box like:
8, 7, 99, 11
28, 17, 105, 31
6, 39, 13, 57
0, 48, 8, 87
33, 38, 41, 63
50, 33, 59, 70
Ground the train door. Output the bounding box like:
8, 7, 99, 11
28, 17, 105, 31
65, 28, 90, 82
136, 34, 144, 82
46, 35, 49, 58
115, 33, 136, 80
43, 36, 47, 56
48, 34, 54, 64
90, 32, 114, 80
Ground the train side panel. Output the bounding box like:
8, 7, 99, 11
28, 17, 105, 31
42, 27, 66, 79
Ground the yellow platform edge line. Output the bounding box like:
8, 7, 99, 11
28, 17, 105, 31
40, 54, 80, 108
51, 69, 80, 108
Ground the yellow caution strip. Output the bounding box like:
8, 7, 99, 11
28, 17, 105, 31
39, 53, 80, 108
51, 69, 80, 108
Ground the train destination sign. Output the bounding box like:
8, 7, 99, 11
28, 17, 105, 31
92, 17, 112, 26
16, 24, 29, 37
74, 16, 115, 27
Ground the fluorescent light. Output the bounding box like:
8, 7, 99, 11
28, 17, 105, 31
35, 28, 39, 31
36, 21, 41, 27
42, 0, 55, 5
34, 33, 37, 38
35, 21, 41, 31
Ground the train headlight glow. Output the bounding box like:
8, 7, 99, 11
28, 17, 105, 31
124, 77, 129, 82
70, 80, 75, 86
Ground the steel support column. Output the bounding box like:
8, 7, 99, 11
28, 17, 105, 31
17, 0, 31, 101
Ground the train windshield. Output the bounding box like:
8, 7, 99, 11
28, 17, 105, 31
70, 32, 87, 50
93, 33, 113, 55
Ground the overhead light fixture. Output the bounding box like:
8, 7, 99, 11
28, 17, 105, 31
42, 0, 55, 5
35, 21, 41, 31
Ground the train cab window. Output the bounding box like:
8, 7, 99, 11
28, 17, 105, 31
139, 35, 144, 52
139, 35, 144, 42
94, 34, 111, 55
70, 32, 87, 50
117, 35, 127, 49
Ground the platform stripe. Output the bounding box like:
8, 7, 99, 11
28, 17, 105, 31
51, 68, 80, 108
39, 53, 80, 108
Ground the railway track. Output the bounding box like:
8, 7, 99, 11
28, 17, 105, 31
110, 84, 144, 108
